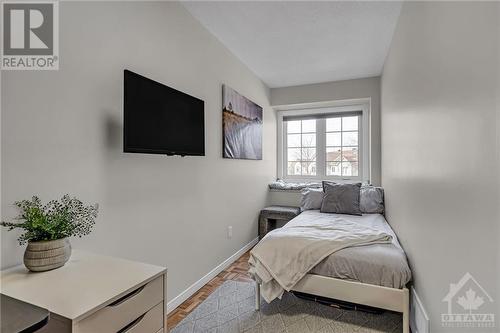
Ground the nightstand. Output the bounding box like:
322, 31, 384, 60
0, 250, 166, 333
258, 205, 301, 239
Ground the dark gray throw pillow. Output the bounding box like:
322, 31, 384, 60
322, 180, 336, 191
320, 182, 362, 216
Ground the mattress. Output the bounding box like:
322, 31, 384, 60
286, 210, 412, 289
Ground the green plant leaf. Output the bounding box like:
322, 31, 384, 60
1, 195, 98, 245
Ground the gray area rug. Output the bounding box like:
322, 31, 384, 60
170, 280, 403, 333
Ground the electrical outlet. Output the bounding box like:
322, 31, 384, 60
227, 226, 233, 239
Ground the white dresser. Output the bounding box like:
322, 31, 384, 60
0, 250, 167, 333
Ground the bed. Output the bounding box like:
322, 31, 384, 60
250, 210, 412, 333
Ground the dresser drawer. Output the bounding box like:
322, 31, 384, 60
75, 276, 164, 333
118, 302, 163, 333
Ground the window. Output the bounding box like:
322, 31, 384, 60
278, 103, 369, 182
325, 116, 359, 177
286, 119, 316, 176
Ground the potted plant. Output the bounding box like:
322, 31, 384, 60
1, 195, 98, 272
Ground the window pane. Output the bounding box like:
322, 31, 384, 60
287, 121, 301, 134
288, 162, 301, 175
302, 162, 316, 176
326, 133, 341, 147
326, 161, 341, 176
342, 131, 358, 146
342, 147, 358, 162
287, 148, 301, 161
326, 118, 341, 132
284, 113, 362, 179
301, 148, 316, 161
302, 119, 316, 133
287, 134, 301, 148
342, 162, 358, 177
342, 116, 358, 131
326, 147, 341, 161
302, 133, 316, 147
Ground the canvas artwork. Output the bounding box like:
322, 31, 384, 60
222, 85, 263, 160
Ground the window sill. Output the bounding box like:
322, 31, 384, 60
268, 178, 370, 193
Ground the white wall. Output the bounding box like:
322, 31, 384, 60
270, 77, 381, 186
268, 190, 302, 207
497, 3, 500, 313
1, 1, 276, 304
381, 2, 499, 331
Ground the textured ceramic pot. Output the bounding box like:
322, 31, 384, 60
24, 238, 72, 272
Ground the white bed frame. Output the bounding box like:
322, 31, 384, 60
255, 274, 409, 333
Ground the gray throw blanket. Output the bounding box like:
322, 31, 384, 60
268, 179, 322, 191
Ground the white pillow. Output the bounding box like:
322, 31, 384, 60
300, 188, 324, 211
360, 185, 385, 214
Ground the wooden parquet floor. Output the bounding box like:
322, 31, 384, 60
167, 250, 253, 331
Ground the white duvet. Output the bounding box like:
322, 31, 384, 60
249, 213, 393, 302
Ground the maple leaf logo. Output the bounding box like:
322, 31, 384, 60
457, 288, 484, 313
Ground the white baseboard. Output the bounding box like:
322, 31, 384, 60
410, 286, 430, 333
166, 237, 259, 314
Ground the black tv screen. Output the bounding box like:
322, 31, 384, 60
123, 70, 205, 156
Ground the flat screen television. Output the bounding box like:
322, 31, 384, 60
123, 70, 205, 156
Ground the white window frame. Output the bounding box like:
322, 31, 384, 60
277, 100, 370, 183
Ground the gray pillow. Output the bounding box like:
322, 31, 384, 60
321, 180, 335, 190
299, 188, 324, 211
360, 185, 385, 214
320, 182, 362, 216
